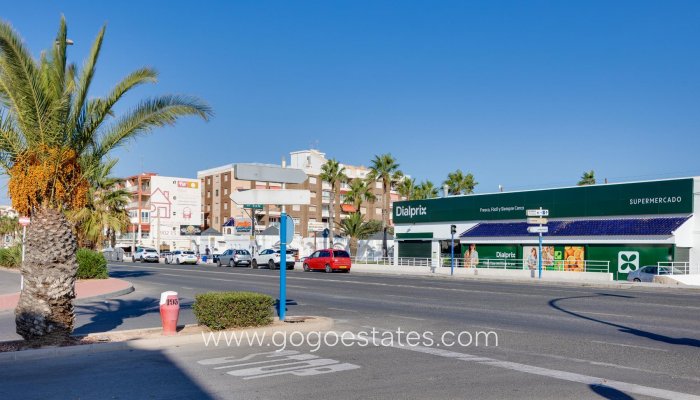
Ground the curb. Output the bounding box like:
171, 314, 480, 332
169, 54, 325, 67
347, 269, 700, 291
0, 316, 333, 363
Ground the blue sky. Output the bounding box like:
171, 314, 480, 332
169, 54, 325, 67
1, 1, 699, 202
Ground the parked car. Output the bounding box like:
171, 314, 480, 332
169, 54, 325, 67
252, 248, 296, 270
626, 265, 670, 282
133, 247, 159, 263
166, 250, 199, 265
303, 249, 352, 273
160, 251, 172, 261
218, 249, 252, 267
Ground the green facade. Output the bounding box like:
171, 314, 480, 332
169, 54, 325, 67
586, 244, 673, 280
393, 178, 693, 224
398, 240, 432, 258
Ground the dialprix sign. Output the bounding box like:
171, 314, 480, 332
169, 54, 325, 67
393, 178, 693, 224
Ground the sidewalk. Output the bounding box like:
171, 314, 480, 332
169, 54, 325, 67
0, 269, 21, 295
0, 277, 134, 311
350, 263, 700, 290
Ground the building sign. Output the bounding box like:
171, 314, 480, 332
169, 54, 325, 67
235, 220, 252, 233
180, 225, 202, 236
150, 176, 202, 238
393, 178, 693, 224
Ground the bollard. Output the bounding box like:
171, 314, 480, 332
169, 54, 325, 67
159, 291, 180, 336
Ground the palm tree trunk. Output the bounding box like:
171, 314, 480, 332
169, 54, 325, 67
15, 206, 78, 344
328, 190, 335, 246
350, 237, 358, 258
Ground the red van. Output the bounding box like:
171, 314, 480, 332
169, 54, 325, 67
303, 249, 352, 273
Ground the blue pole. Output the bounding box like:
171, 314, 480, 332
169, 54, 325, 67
538, 232, 543, 279
279, 212, 287, 320
450, 232, 455, 276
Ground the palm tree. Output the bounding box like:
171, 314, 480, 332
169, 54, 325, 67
0, 215, 19, 244
337, 212, 381, 257
443, 169, 478, 195
319, 158, 347, 245
413, 180, 439, 200
343, 178, 376, 214
69, 161, 130, 249
0, 18, 211, 343
368, 154, 402, 256
578, 170, 596, 186
396, 176, 415, 200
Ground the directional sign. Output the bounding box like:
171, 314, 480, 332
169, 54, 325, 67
231, 189, 311, 206
244, 204, 264, 210
19, 216, 30, 227
527, 217, 548, 225
234, 164, 307, 184
526, 209, 549, 217
527, 226, 549, 233
307, 221, 326, 232
284, 215, 294, 244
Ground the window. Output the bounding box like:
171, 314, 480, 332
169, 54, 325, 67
224, 188, 228, 195
360, 207, 367, 214
207, 177, 211, 185
334, 250, 350, 258
310, 251, 320, 258
215, 189, 219, 197
376, 208, 382, 215
320, 250, 331, 257
309, 206, 317, 213
309, 177, 317, 184
292, 205, 300, 211
224, 203, 228, 210
224, 175, 228, 182
376, 182, 382, 189
207, 191, 211, 198
215, 217, 219, 224
310, 191, 317, 198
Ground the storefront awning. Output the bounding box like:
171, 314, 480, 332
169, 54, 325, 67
460, 217, 690, 238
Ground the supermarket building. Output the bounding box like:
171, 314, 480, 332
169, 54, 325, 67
392, 177, 699, 280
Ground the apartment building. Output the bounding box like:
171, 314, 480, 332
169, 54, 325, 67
198, 149, 401, 237
116, 173, 202, 251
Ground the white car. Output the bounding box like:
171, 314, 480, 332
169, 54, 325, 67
133, 247, 159, 263
166, 250, 199, 265
251, 249, 296, 270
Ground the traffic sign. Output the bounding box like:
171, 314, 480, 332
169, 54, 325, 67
234, 164, 308, 184
231, 189, 311, 206
527, 217, 548, 225
307, 221, 326, 232
19, 217, 30, 227
322, 228, 330, 238
527, 226, 549, 233
284, 215, 294, 245
243, 204, 264, 210
526, 209, 549, 217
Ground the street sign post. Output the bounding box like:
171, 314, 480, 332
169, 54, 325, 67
526, 209, 549, 217
231, 163, 309, 322
526, 208, 549, 279
243, 204, 263, 210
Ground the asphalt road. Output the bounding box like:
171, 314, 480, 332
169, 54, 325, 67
1, 261, 699, 399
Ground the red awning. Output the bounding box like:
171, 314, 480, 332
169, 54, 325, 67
341, 204, 356, 213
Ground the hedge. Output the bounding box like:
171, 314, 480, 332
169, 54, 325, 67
0, 245, 21, 268
76, 248, 109, 279
193, 291, 274, 330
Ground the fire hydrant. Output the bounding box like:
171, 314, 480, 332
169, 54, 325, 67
159, 291, 180, 335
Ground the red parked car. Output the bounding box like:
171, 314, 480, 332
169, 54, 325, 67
303, 249, 352, 273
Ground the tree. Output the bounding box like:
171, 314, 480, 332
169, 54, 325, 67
0, 18, 211, 343
337, 212, 381, 257
368, 154, 402, 256
69, 160, 130, 249
413, 180, 439, 200
343, 178, 376, 214
0, 215, 19, 244
443, 169, 478, 195
319, 158, 346, 246
578, 170, 596, 186
396, 176, 415, 200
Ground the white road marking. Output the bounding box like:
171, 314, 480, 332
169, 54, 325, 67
590, 340, 668, 352
388, 314, 426, 321
327, 307, 359, 313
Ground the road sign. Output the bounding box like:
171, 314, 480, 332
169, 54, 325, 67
231, 189, 311, 206
243, 204, 263, 210
322, 228, 330, 238
526, 209, 549, 217
527, 217, 548, 225
234, 164, 308, 184
284, 215, 294, 244
308, 221, 326, 232
527, 226, 549, 233
19, 217, 30, 226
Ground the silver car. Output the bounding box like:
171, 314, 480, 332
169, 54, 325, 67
626, 265, 670, 282
217, 249, 252, 267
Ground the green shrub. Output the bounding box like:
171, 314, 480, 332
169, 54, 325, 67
76, 248, 109, 279
193, 291, 275, 330
0, 245, 21, 268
